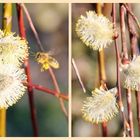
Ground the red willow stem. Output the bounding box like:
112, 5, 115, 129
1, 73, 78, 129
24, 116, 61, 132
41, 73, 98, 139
19, 3, 44, 52
127, 4, 138, 58
112, 3, 130, 136
48, 68, 68, 117
120, 4, 134, 137
135, 92, 140, 136
16, 4, 38, 137
120, 5, 128, 60
123, 3, 140, 30
24, 83, 68, 100
126, 88, 134, 137
20, 3, 68, 118
127, 3, 140, 136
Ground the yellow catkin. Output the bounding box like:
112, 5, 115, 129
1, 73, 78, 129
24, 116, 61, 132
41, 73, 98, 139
81, 88, 118, 124
0, 3, 12, 137
75, 9, 114, 51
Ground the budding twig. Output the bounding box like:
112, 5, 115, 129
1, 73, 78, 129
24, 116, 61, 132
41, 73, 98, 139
20, 3, 44, 52
112, 3, 130, 136
120, 4, 134, 137
19, 3, 68, 118
127, 3, 140, 136
123, 3, 140, 30
23, 82, 68, 100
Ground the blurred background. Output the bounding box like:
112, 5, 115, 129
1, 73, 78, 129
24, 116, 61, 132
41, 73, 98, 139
72, 3, 140, 137
0, 3, 68, 137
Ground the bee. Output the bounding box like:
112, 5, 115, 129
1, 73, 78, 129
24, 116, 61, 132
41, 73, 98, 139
35, 52, 59, 71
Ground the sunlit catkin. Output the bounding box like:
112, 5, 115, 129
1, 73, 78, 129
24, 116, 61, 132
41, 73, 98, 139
121, 56, 140, 91
76, 11, 114, 51
0, 64, 26, 109
0, 30, 28, 66
81, 87, 118, 123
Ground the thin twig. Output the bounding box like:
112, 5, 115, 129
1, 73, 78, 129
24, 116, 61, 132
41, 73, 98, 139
20, 3, 68, 118
112, 3, 130, 137
72, 58, 86, 93
126, 88, 134, 136
127, 3, 140, 136
33, 84, 68, 100
48, 68, 68, 118
16, 4, 39, 137
120, 5, 128, 60
120, 4, 134, 137
20, 3, 44, 52
123, 3, 140, 30
23, 82, 68, 100
127, 4, 138, 58
96, 3, 107, 137
135, 92, 140, 136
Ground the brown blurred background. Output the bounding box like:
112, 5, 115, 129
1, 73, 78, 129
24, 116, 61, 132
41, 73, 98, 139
72, 3, 140, 137
0, 3, 68, 137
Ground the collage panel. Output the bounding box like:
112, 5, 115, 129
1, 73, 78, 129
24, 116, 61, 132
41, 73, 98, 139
0, 1, 140, 139
72, 3, 140, 137
0, 3, 68, 137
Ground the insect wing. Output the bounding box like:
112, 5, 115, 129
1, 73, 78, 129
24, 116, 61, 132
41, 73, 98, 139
48, 56, 59, 69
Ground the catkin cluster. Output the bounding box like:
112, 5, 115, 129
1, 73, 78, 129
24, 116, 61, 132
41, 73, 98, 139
0, 30, 28, 109
76, 10, 140, 124
76, 11, 119, 123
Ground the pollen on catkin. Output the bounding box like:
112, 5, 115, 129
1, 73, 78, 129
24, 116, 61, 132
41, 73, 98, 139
75, 11, 114, 51
81, 87, 118, 124
122, 56, 140, 91
0, 30, 28, 66
0, 64, 27, 109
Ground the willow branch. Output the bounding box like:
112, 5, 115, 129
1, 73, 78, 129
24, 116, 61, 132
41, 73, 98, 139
126, 88, 134, 136
127, 4, 138, 58
19, 3, 68, 118
120, 4, 134, 137
0, 4, 12, 137
120, 5, 128, 60
72, 58, 86, 93
33, 84, 68, 100
20, 3, 44, 51
48, 68, 68, 118
127, 3, 140, 136
123, 3, 140, 30
96, 3, 107, 137
16, 4, 38, 137
112, 3, 130, 137
135, 92, 140, 136
23, 82, 68, 100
